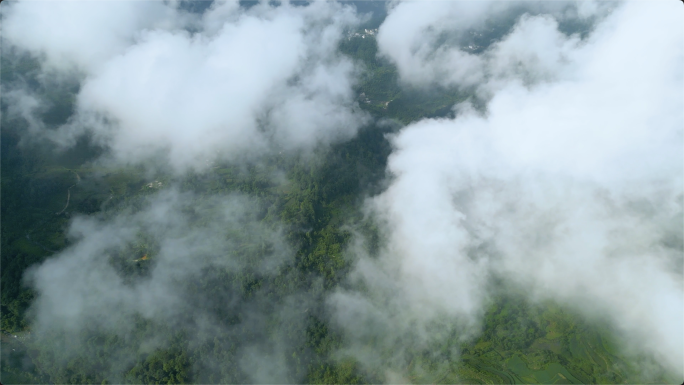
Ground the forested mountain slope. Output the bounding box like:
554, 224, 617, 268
1, 1, 680, 384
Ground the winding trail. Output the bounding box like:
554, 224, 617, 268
55, 170, 80, 215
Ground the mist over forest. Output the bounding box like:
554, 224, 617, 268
1, 1, 682, 384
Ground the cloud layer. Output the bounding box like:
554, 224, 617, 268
3, 0, 682, 382
2, 0, 369, 172
333, 0, 683, 378
375, 1, 615, 92
24, 189, 311, 382
2, 2, 373, 380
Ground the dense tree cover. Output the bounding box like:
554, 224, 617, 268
339, 36, 472, 123
454, 296, 674, 384
0, 88, 393, 383
1, 24, 676, 385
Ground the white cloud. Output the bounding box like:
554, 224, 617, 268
2, 0, 369, 172
1, 1, 187, 72
334, 0, 683, 378
24, 189, 307, 382
376, 0, 614, 90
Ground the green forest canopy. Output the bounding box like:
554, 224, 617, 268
0, 17, 677, 385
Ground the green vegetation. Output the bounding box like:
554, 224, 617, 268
448, 297, 676, 384
339, 34, 472, 123
1, 27, 676, 385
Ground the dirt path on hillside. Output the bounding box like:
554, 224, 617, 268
55, 170, 81, 215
